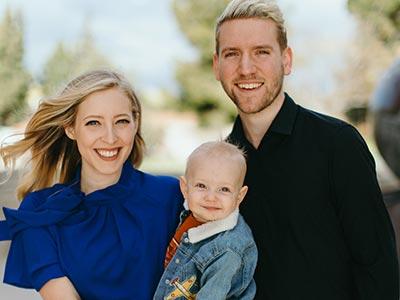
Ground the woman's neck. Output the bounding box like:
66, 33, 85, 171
80, 169, 122, 195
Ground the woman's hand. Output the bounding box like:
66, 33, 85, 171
39, 276, 81, 300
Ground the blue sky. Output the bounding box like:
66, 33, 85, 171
0, 0, 356, 94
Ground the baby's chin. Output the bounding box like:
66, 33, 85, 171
192, 209, 235, 223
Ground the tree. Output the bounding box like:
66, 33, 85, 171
0, 8, 30, 125
41, 42, 74, 95
335, 0, 399, 125
172, 0, 234, 124
41, 20, 111, 95
348, 0, 400, 45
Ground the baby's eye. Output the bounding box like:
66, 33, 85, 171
195, 183, 206, 189
85, 120, 100, 126
220, 187, 231, 193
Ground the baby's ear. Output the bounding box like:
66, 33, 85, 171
64, 126, 76, 140
237, 185, 248, 204
179, 176, 188, 199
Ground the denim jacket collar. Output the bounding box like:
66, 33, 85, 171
187, 208, 239, 243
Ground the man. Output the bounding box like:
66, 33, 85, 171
212, 0, 399, 299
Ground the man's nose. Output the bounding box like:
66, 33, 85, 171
239, 54, 256, 75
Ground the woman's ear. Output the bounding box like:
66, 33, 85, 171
64, 126, 76, 140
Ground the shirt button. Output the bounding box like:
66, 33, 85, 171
175, 258, 180, 264
165, 279, 170, 285
184, 237, 189, 243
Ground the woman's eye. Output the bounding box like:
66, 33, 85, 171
85, 120, 99, 126
116, 119, 130, 124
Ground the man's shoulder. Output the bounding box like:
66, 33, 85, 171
295, 104, 368, 151
295, 104, 356, 138
298, 105, 347, 129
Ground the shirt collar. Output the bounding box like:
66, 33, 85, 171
187, 209, 239, 243
228, 93, 298, 144
269, 93, 298, 135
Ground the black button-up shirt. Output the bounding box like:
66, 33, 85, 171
227, 94, 399, 300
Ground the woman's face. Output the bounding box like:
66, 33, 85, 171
65, 87, 137, 191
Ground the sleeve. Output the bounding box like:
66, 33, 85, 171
331, 125, 399, 300
3, 194, 65, 291
196, 249, 255, 300
4, 227, 65, 291
161, 176, 184, 240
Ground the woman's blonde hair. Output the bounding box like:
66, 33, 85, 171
0, 69, 145, 200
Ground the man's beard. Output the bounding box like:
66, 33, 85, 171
222, 65, 284, 115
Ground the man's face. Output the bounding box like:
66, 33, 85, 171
213, 18, 292, 115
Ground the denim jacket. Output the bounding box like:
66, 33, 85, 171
153, 209, 258, 300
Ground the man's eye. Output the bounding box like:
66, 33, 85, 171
257, 49, 270, 55
224, 51, 238, 58
220, 187, 231, 193
85, 120, 100, 126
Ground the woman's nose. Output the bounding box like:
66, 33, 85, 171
102, 125, 118, 144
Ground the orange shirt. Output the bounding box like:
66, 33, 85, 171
164, 213, 204, 268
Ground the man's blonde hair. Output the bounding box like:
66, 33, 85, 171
215, 0, 287, 53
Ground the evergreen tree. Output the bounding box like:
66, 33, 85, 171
41, 42, 74, 95
173, 0, 234, 124
348, 0, 400, 45
0, 8, 30, 125
41, 20, 110, 95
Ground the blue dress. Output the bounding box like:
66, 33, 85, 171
0, 162, 183, 300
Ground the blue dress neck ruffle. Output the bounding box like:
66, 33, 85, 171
1, 161, 137, 240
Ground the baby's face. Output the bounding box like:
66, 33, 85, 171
180, 156, 247, 222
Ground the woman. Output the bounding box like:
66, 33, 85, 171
0, 70, 183, 299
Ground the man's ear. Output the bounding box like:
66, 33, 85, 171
212, 52, 221, 81
237, 185, 248, 205
64, 126, 76, 140
282, 46, 293, 76
179, 176, 189, 200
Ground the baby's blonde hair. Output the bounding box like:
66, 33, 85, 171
186, 141, 247, 185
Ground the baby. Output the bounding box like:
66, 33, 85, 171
154, 141, 257, 300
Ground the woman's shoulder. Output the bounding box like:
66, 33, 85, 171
19, 183, 69, 211
136, 170, 180, 194
133, 170, 183, 209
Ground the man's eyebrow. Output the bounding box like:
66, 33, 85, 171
221, 47, 239, 53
